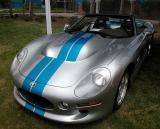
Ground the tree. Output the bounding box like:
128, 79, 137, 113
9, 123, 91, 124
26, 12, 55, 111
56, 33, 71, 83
0, 0, 13, 17
89, 0, 95, 13
0, 0, 6, 8
130, 0, 134, 15
119, 0, 124, 14
28, 0, 33, 18
22, 0, 26, 17
64, 0, 67, 13
8, 0, 13, 17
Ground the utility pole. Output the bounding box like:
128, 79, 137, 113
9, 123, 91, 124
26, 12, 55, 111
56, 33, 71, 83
45, 0, 52, 34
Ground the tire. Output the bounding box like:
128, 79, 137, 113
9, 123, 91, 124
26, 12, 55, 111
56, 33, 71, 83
113, 71, 129, 110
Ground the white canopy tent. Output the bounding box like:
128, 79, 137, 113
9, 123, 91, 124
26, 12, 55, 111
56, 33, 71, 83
95, 0, 101, 14
45, 0, 52, 34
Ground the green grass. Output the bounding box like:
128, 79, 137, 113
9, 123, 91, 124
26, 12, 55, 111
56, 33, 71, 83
0, 19, 160, 129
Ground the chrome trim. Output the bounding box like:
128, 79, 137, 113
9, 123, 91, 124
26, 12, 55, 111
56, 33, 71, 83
76, 102, 102, 109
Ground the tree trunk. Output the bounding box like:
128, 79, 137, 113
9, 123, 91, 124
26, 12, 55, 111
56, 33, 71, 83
29, 0, 34, 18
90, 0, 95, 13
130, 0, 134, 15
22, 0, 25, 17
64, 0, 67, 13
8, 0, 13, 18
119, 0, 124, 14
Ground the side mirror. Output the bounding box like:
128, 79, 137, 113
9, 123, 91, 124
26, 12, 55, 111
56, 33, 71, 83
143, 28, 153, 36
64, 24, 70, 31
144, 31, 150, 36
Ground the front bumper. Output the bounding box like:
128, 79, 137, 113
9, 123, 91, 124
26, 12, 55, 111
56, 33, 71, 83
14, 86, 111, 123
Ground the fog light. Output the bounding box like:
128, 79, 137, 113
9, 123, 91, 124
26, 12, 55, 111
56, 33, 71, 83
58, 102, 69, 110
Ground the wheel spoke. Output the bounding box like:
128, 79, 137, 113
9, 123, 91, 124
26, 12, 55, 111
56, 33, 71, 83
117, 74, 129, 106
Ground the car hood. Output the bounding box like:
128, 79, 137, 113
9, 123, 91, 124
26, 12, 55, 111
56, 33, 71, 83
19, 32, 133, 87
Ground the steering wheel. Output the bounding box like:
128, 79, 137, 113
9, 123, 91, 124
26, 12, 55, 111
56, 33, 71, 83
121, 21, 132, 37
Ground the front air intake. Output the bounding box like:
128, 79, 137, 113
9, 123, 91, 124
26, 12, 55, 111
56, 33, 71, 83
18, 88, 54, 111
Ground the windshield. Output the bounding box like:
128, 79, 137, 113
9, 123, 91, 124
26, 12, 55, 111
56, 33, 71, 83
66, 15, 134, 38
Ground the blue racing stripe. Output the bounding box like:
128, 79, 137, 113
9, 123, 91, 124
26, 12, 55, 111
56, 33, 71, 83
57, 31, 84, 60
34, 107, 45, 116
67, 33, 95, 62
31, 59, 64, 96
31, 33, 95, 96
25, 103, 45, 117
22, 32, 84, 94
31, 32, 85, 96
22, 56, 52, 91
25, 102, 34, 111
24, 32, 85, 96
22, 32, 90, 117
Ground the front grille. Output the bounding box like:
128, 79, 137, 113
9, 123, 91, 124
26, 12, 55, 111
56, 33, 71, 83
18, 89, 54, 111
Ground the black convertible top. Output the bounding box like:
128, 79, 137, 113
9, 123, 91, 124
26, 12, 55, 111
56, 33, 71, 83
85, 14, 135, 19
84, 14, 136, 36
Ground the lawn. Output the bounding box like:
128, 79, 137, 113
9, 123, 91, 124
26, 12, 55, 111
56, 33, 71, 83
0, 19, 160, 129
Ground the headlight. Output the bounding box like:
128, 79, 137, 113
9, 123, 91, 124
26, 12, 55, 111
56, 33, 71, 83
17, 48, 27, 63
92, 68, 111, 87
75, 67, 111, 98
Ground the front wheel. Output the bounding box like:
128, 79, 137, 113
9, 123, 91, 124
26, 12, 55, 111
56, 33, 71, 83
113, 71, 129, 110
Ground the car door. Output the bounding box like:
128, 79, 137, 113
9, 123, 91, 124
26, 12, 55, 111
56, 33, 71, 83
130, 33, 147, 78
135, 23, 150, 66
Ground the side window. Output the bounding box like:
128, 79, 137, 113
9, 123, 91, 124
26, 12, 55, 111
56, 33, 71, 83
107, 18, 122, 29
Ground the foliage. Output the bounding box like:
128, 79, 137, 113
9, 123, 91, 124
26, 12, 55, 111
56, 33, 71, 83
0, 0, 10, 8
82, 0, 90, 13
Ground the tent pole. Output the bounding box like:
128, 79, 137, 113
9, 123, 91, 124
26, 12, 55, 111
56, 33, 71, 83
45, 0, 52, 34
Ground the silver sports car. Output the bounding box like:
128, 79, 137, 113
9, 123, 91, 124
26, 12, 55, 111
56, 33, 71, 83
11, 14, 155, 123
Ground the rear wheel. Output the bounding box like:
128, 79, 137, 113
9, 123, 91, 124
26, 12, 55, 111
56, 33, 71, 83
113, 71, 129, 110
